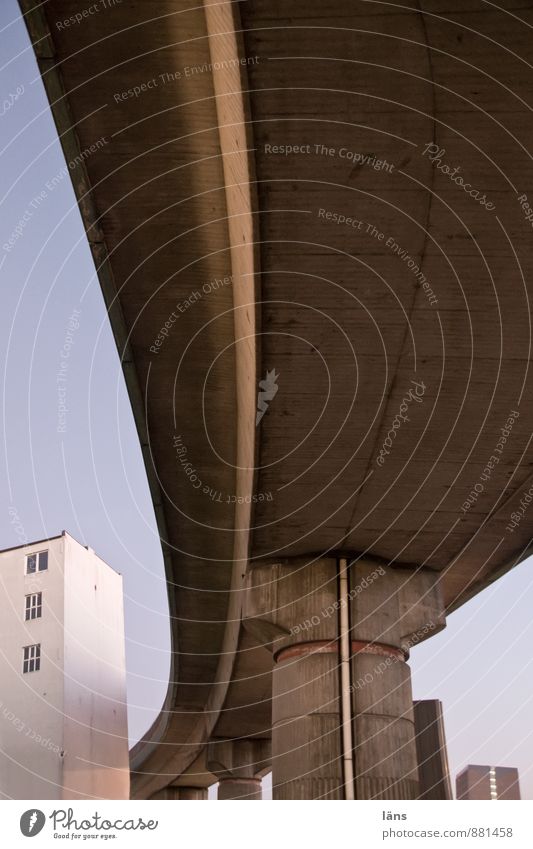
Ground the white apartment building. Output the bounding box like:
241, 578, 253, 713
0, 531, 129, 799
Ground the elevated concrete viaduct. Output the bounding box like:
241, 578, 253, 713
20, 0, 533, 799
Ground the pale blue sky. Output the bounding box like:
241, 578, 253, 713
1, 0, 532, 800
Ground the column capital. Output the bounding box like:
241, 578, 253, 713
243, 556, 445, 658
349, 559, 445, 655
207, 738, 271, 800
243, 556, 339, 654
206, 738, 271, 781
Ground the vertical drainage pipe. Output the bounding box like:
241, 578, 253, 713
338, 557, 355, 800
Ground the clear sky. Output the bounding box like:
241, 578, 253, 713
1, 0, 532, 800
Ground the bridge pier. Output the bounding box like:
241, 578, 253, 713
244, 557, 445, 800
207, 738, 270, 800
149, 785, 208, 800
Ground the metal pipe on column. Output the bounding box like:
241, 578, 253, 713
338, 557, 355, 800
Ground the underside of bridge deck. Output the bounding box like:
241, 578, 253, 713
20, 0, 533, 799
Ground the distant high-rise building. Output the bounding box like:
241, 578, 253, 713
414, 700, 452, 800
456, 765, 520, 800
0, 531, 129, 799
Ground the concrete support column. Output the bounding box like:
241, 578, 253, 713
207, 739, 270, 800
218, 776, 262, 800
349, 560, 445, 799
244, 558, 343, 799
243, 556, 445, 801
149, 786, 208, 800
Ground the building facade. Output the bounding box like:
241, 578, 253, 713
456, 765, 521, 800
0, 531, 129, 799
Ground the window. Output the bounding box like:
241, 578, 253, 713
22, 644, 41, 673
26, 551, 48, 574
24, 592, 42, 621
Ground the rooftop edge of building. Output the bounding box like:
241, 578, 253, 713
0, 530, 123, 576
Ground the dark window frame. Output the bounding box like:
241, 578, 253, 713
22, 643, 41, 673
24, 592, 42, 621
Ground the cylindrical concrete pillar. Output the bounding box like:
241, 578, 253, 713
217, 776, 262, 800
207, 738, 270, 800
349, 560, 445, 799
245, 558, 343, 800
149, 786, 208, 800
273, 644, 343, 799
350, 642, 416, 798
243, 556, 445, 801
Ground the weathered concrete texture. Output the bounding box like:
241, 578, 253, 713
217, 778, 262, 801
150, 786, 208, 800
350, 562, 445, 799
207, 738, 270, 800
244, 557, 343, 799
20, 0, 533, 797
273, 654, 343, 800
245, 557, 445, 799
